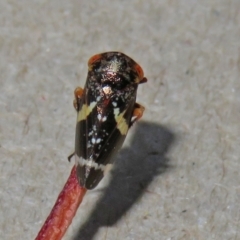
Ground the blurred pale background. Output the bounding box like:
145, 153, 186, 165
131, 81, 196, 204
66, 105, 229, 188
0, 1, 240, 239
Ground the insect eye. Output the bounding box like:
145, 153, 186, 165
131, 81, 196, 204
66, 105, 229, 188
134, 64, 144, 81
88, 54, 102, 66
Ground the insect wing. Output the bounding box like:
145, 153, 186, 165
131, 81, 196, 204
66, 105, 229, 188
75, 91, 135, 189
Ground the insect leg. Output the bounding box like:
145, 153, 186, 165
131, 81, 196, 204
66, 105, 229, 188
68, 152, 75, 162
139, 77, 148, 84
73, 87, 84, 111
130, 103, 145, 127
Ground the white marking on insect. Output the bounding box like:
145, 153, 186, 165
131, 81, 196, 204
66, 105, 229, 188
114, 108, 120, 116
88, 131, 93, 136
103, 85, 112, 95
97, 114, 101, 121
102, 116, 107, 122
112, 102, 117, 107
91, 138, 96, 144
76, 156, 106, 171
108, 58, 121, 72
131, 116, 137, 122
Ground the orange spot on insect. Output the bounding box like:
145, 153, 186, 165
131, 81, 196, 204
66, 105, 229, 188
74, 87, 84, 99
134, 64, 144, 81
88, 54, 102, 66
133, 106, 144, 120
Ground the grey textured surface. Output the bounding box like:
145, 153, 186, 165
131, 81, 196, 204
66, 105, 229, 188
1, 1, 240, 240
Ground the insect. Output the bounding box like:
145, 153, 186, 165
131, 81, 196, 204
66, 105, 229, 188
70, 52, 147, 189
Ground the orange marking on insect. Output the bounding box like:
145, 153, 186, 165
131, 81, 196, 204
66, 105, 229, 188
134, 64, 144, 82
133, 106, 144, 120
88, 53, 102, 66
74, 87, 84, 99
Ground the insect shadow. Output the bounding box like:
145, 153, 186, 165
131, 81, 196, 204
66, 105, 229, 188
73, 121, 175, 240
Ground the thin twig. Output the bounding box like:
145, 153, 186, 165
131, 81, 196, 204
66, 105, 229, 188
35, 166, 87, 240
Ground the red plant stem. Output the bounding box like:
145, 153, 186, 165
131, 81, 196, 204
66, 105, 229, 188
35, 166, 87, 240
